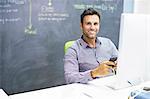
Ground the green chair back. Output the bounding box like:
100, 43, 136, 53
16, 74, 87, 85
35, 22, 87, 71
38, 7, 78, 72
64, 40, 75, 53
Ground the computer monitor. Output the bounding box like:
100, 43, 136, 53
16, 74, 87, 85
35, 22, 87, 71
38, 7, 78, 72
106, 13, 150, 89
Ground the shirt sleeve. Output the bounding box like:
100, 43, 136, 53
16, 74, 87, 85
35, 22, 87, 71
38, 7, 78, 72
64, 47, 93, 84
109, 39, 118, 58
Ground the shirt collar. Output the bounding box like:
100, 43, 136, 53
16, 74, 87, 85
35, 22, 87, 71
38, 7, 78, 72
79, 35, 101, 48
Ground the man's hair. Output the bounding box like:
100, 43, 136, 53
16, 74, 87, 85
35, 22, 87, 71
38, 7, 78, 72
80, 8, 101, 24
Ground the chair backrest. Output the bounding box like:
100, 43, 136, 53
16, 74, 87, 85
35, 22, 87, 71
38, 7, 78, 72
64, 40, 75, 53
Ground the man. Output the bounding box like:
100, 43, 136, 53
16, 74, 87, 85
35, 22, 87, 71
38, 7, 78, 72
64, 8, 118, 84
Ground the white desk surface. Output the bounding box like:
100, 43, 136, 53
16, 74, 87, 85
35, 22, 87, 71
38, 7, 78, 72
9, 76, 150, 99
0, 89, 9, 99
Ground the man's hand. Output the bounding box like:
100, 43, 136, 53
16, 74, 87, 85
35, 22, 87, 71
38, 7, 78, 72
90, 61, 117, 78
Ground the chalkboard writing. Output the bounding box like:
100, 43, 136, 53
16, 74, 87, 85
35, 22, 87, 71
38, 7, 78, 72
0, 0, 123, 94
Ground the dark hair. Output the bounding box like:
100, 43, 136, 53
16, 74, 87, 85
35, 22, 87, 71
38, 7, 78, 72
80, 8, 101, 24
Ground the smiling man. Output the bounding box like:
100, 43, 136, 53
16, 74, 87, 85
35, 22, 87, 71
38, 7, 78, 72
64, 8, 118, 84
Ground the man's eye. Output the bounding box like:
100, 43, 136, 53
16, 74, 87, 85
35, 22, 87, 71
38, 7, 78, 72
87, 22, 91, 25
94, 23, 98, 25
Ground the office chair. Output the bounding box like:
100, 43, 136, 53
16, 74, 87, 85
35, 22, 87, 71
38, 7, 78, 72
64, 40, 75, 53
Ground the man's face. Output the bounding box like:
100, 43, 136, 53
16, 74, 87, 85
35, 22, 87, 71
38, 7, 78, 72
80, 15, 100, 39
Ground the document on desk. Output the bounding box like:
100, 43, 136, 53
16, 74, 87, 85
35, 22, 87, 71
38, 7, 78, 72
105, 76, 143, 90
105, 79, 132, 90
62, 83, 119, 99
88, 75, 132, 90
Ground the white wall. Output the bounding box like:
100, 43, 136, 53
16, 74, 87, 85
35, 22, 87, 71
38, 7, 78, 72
123, 0, 150, 14
134, 0, 150, 14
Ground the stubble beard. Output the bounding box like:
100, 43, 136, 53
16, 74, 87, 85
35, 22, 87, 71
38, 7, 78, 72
84, 32, 97, 40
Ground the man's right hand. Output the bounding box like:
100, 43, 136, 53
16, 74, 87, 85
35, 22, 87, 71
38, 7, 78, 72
90, 61, 116, 78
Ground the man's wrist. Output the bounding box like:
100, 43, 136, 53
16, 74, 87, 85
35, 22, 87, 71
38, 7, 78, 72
90, 70, 96, 79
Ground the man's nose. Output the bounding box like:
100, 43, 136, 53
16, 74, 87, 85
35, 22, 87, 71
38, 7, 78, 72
90, 24, 95, 30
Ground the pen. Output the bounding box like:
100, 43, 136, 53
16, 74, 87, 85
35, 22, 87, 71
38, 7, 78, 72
82, 92, 93, 99
127, 80, 133, 86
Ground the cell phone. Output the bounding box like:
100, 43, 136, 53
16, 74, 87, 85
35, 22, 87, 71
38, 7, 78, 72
109, 57, 117, 62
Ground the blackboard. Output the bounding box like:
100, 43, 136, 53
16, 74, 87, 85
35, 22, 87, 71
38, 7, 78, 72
0, 34, 1, 88
0, 4, 3, 88
0, 0, 123, 95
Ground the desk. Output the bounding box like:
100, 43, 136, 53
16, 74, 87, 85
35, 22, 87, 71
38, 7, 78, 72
0, 89, 9, 99
9, 76, 150, 99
